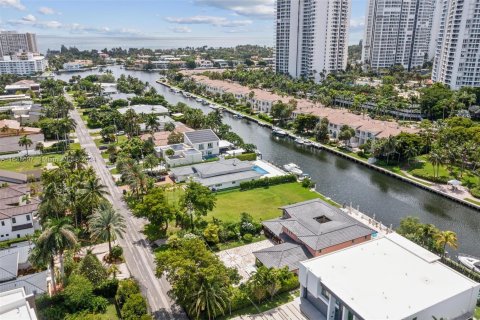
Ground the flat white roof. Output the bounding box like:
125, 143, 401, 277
0, 288, 37, 320
301, 233, 479, 320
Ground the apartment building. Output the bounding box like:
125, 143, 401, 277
0, 54, 47, 75
362, 0, 437, 71
0, 31, 38, 56
432, 0, 480, 89
275, 0, 351, 82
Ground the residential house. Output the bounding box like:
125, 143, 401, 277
255, 199, 375, 272
184, 129, 220, 157
212, 59, 229, 68
4, 80, 40, 95
155, 143, 203, 168
0, 119, 44, 153
0, 288, 39, 320
170, 158, 264, 190
117, 104, 169, 116
293, 105, 418, 146
141, 122, 194, 147
0, 184, 39, 240
299, 233, 480, 320
62, 60, 92, 71
195, 60, 213, 68
0, 101, 43, 125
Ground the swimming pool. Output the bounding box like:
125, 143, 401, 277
253, 165, 269, 175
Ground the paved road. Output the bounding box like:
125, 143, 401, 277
67, 95, 187, 319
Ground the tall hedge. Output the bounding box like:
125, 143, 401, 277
240, 175, 297, 191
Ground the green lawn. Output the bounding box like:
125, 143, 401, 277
0, 154, 64, 173
475, 307, 480, 319
207, 183, 326, 223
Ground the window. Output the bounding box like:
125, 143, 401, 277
17, 234, 20, 238
12, 217, 16, 224
198, 144, 204, 150
1, 221, 4, 226
232, 181, 236, 184
26, 215, 30, 221
207, 143, 213, 148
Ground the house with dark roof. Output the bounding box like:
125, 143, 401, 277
0, 184, 39, 241
184, 129, 220, 157
170, 158, 264, 190
254, 199, 375, 272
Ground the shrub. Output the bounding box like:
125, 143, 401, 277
121, 293, 148, 320
116, 279, 140, 307
110, 245, 123, 260
243, 233, 253, 243
36, 294, 68, 320
301, 177, 315, 188
64, 275, 94, 312
76, 253, 108, 284
225, 153, 257, 161
89, 296, 109, 313
471, 187, 480, 199
239, 175, 297, 191
94, 278, 119, 298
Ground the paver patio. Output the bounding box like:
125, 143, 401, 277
217, 240, 274, 281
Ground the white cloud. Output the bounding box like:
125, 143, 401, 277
350, 17, 365, 29
194, 0, 274, 19
22, 14, 36, 22
38, 6, 56, 15
166, 15, 252, 27
7, 18, 142, 36
0, 0, 25, 10
169, 26, 192, 33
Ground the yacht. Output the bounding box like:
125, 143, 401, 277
195, 97, 203, 102
209, 104, 218, 110
294, 138, 305, 145
283, 163, 303, 176
303, 140, 313, 146
458, 254, 480, 273
272, 128, 287, 137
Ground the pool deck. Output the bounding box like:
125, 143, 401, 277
254, 160, 287, 178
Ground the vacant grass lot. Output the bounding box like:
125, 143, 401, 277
207, 183, 325, 223
0, 154, 63, 172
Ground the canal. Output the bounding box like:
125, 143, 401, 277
57, 66, 480, 256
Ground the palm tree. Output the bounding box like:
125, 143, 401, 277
434, 230, 458, 256
18, 135, 32, 156
35, 217, 78, 288
81, 176, 109, 219
88, 204, 126, 257
427, 150, 444, 178
64, 149, 88, 171
405, 145, 418, 165
143, 154, 159, 173
189, 277, 228, 320
145, 114, 160, 137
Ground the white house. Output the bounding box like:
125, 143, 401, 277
184, 129, 220, 157
299, 233, 480, 320
0, 184, 39, 241
0, 288, 38, 320
154, 143, 203, 168
170, 158, 264, 190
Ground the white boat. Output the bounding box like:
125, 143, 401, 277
209, 104, 218, 110
303, 140, 313, 146
458, 254, 480, 273
195, 97, 203, 102
233, 114, 244, 119
173, 89, 180, 94
295, 138, 304, 145
202, 100, 209, 106
283, 163, 303, 176
272, 129, 287, 137
183, 92, 191, 98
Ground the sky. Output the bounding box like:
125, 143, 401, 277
0, 0, 367, 50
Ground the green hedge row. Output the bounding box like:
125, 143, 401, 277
226, 153, 257, 161
240, 175, 297, 191
410, 170, 450, 184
